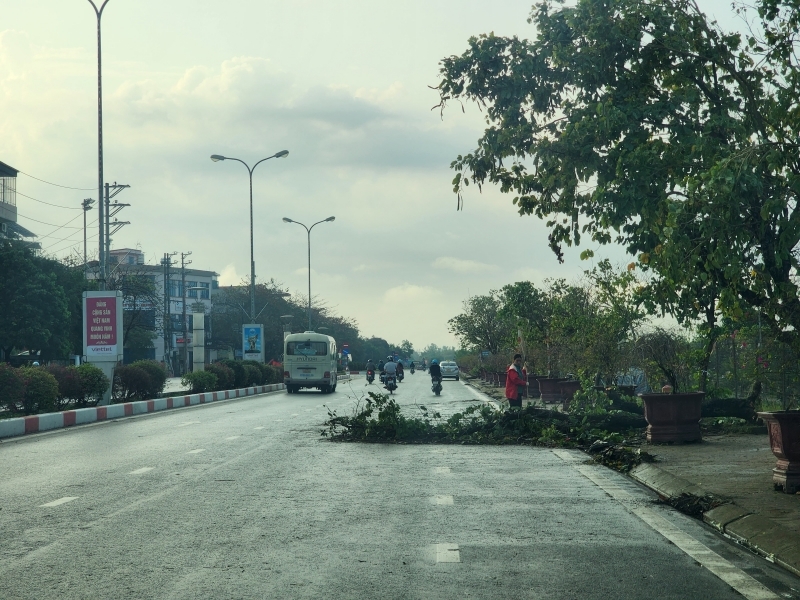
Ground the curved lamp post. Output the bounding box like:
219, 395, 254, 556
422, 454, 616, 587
210, 150, 288, 322
282, 216, 335, 331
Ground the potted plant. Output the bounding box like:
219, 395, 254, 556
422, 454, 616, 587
638, 328, 704, 443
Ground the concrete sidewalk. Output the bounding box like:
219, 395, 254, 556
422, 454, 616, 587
462, 375, 800, 578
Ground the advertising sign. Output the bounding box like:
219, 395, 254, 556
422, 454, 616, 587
242, 324, 264, 363
83, 291, 123, 359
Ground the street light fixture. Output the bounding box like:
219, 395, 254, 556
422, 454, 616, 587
210, 150, 289, 322
282, 216, 336, 331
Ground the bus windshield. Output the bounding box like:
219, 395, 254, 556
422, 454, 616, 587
286, 341, 329, 356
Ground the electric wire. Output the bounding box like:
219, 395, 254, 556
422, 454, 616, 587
17, 211, 84, 229
17, 170, 95, 191
40, 216, 98, 247
15, 190, 84, 210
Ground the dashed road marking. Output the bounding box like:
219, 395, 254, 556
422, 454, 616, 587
435, 543, 460, 563
305, 409, 312, 412
128, 467, 154, 475
433, 467, 451, 474
177, 421, 200, 427
39, 497, 78, 508
253, 427, 265, 430
274, 419, 283, 422
187, 449, 206, 454
431, 495, 454, 505
560, 455, 779, 600
291, 413, 299, 417
225, 436, 241, 441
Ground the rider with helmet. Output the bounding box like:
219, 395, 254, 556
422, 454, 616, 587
428, 359, 442, 380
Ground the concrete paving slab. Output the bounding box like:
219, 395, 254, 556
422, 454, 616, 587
629, 462, 707, 499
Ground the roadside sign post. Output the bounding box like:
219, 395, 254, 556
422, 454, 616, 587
242, 324, 264, 363
83, 290, 123, 406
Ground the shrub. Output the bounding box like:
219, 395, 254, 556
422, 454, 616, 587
243, 360, 269, 384
181, 371, 217, 393
262, 364, 282, 384
0, 363, 25, 414
45, 365, 83, 410
206, 363, 235, 390
130, 360, 167, 398
221, 359, 247, 388
113, 365, 151, 401
76, 363, 110, 407
19, 367, 58, 415
242, 364, 262, 386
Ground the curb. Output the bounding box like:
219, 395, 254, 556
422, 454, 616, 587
0, 383, 286, 441
629, 462, 800, 577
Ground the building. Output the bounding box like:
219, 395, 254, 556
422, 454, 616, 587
0, 160, 39, 248
107, 248, 219, 373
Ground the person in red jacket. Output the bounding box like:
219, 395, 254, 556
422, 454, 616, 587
505, 353, 527, 408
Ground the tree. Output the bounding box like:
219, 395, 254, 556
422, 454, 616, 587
448, 293, 514, 355
0, 240, 71, 360
399, 340, 415, 358
436, 0, 800, 355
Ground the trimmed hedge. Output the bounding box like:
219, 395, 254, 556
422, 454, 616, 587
0, 363, 25, 414
130, 360, 167, 398
206, 363, 235, 391
220, 359, 247, 388
19, 367, 58, 415
181, 371, 217, 393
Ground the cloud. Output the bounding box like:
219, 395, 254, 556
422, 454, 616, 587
383, 283, 443, 305
218, 263, 242, 286
432, 256, 497, 273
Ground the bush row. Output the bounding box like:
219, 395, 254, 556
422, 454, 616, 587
112, 360, 168, 402
180, 360, 283, 394
0, 363, 109, 416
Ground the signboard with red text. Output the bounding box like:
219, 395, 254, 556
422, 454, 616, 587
83, 291, 123, 359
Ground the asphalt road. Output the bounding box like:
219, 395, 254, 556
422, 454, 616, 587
0, 374, 796, 599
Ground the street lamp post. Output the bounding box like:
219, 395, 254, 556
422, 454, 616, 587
87, 0, 111, 290
282, 217, 335, 331
210, 150, 289, 322
82, 198, 95, 277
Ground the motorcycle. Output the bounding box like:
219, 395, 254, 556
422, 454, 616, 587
379, 371, 386, 384
366, 369, 375, 384
397, 370, 404, 383
431, 376, 442, 396
410, 366, 415, 374
384, 374, 398, 394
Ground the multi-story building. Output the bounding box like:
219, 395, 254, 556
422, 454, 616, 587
0, 160, 39, 247
107, 248, 219, 373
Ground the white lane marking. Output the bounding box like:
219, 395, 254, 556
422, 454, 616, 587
177, 421, 200, 427
129, 467, 154, 475
435, 543, 460, 563
225, 436, 241, 441
253, 427, 265, 430
39, 497, 78, 507
433, 467, 451, 474
571, 464, 779, 600
187, 449, 206, 454
291, 413, 299, 417
305, 409, 312, 412
274, 419, 284, 423
431, 495, 454, 505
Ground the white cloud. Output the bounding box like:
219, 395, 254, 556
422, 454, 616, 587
218, 263, 242, 286
432, 256, 496, 273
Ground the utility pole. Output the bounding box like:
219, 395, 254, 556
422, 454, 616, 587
161, 252, 177, 375
180, 251, 192, 375
82, 198, 95, 278
103, 182, 130, 267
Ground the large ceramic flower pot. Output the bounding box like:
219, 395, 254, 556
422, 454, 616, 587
498, 372, 508, 387
757, 411, 800, 494
641, 392, 704, 443
538, 378, 568, 404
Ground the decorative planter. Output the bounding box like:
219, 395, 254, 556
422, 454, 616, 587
560, 380, 582, 399
617, 385, 637, 397
641, 392, 704, 443
498, 372, 508, 387
757, 411, 800, 494
538, 378, 568, 404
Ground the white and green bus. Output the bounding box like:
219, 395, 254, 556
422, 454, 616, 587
283, 332, 338, 394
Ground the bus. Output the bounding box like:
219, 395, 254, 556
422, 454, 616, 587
283, 331, 338, 394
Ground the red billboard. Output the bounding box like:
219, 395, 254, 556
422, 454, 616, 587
84, 294, 120, 357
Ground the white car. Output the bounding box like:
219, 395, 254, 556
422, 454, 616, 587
440, 361, 460, 380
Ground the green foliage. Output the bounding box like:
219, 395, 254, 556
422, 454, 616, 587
436, 0, 800, 357
75, 363, 109, 407
0, 363, 25, 413
322, 392, 646, 449
113, 365, 152, 401
18, 367, 58, 415
220, 359, 247, 388
242, 363, 263, 386
130, 360, 167, 398
206, 363, 235, 390
45, 364, 83, 410
181, 370, 218, 393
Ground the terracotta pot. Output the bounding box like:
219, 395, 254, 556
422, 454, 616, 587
498, 372, 508, 387
757, 411, 800, 494
641, 392, 704, 443
538, 378, 568, 404
527, 376, 540, 399
559, 380, 582, 400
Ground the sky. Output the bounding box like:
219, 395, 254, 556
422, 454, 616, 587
2, 0, 740, 350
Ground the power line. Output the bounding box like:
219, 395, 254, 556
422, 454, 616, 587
18, 170, 95, 191
17, 211, 84, 229
40, 216, 98, 247
15, 190, 83, 210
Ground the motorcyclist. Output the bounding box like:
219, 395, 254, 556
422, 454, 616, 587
378, 359, 385, 372
383, 356, 397, 387
366, 358, 376, 373
396, 360, 404, 380
428, 359, 442, 380
409, 361, 416, 373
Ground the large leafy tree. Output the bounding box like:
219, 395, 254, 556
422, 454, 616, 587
436, 0, 800, 354
448, 292, 514, 355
